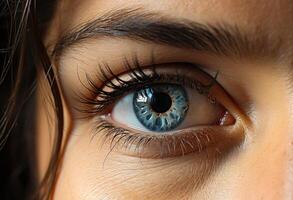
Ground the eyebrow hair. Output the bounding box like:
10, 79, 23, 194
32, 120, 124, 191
52, 8, 282, 60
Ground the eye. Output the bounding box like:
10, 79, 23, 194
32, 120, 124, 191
112, 83, 226, 132
79, 61, 243, 158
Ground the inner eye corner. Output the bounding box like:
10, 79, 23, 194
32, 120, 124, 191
217, 110, 236, 126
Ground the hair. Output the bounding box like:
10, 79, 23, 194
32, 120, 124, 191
0, 1, 60, 199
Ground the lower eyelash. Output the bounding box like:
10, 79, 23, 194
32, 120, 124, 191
93, 119, 219, 159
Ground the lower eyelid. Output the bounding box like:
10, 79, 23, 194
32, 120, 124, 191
93, 118, 244, 159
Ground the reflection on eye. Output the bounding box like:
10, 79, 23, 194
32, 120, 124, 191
79, 58, 241, 158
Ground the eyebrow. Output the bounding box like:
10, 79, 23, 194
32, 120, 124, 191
52, 8, 282, 60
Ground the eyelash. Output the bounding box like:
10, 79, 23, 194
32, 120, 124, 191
77, 56, 222, 158
78, 57, 217, 115
93, 120, 217, 158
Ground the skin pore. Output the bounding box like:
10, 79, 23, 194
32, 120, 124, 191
37, 0, 293, 199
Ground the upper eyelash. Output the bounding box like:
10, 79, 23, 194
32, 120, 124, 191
77, 56, 158, 115
76, 56, 218, 116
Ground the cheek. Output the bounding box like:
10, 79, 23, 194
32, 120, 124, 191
53, 122, 221, 200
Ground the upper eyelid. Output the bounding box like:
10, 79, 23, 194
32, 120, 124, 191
75, 60, 220, 117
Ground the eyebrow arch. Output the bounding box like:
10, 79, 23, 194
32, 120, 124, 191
52, 8, 281, 60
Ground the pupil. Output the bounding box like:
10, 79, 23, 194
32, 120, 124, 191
150, 91, 172, 113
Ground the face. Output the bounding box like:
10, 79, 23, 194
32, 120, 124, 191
37, 0, 293, 199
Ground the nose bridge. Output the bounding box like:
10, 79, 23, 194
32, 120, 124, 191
286, 147, 293, 200
284, 122, 293, 199
249, 71, 293, 200
286, 107, 293, 199
285, 81, 293, 199
227, 96, 293, 200
250, 115, 293, 199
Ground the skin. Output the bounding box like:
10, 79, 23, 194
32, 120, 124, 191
37, 0, 293, 199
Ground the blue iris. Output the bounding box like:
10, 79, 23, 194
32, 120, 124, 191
133, 84, 189, 132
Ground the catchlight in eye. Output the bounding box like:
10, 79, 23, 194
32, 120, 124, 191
133, 84, 188, 132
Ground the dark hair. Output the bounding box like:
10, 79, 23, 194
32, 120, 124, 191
0, 1, 60, 199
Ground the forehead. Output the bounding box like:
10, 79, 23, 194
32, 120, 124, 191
48, 0, 292, 61
58, 0, 293, 29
